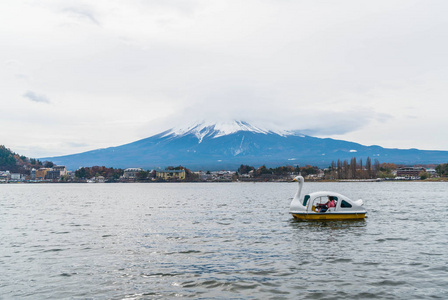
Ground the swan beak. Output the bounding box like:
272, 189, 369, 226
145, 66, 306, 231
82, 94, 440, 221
292, 178, 298, 182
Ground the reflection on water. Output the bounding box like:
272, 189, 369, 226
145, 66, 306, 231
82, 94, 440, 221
1, 182, 448, 299
290, 218, 367, 229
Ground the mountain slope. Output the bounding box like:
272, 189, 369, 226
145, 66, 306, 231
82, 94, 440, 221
43, 120, 448, 170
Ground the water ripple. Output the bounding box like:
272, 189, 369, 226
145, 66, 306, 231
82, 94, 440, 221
1, 182, 448, 299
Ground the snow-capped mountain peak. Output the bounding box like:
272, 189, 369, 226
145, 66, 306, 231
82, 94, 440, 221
45, 119, 448, 171
163, 120, 294, 143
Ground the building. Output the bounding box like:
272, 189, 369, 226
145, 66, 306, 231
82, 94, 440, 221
0, 171, 10, 182
396, 167, 426, 178
211, 170, 236, 181
156, 169, 186, 180
35, 168, 49, 180
52, 165, 67, 176
123, 168, 143, 179
45, 170, 61, 180
10, 173, 25, 182
29, 166, 67, 181
426, 168, 437, 177
195, 171, 212, 181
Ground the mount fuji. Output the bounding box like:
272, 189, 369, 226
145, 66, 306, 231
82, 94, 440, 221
43, 120, 448, 171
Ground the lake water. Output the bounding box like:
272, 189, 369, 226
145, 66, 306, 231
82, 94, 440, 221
1, 182, 447, 299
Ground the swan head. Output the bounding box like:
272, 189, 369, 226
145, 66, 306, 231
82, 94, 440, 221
293, 175, 304, 183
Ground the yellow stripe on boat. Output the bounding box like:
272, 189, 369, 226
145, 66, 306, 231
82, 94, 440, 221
292, 213, 366, 220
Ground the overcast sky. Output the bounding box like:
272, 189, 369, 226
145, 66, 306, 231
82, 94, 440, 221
1, 0, 448, 158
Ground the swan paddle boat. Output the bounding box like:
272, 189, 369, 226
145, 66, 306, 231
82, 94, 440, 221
289, 176, 367, 220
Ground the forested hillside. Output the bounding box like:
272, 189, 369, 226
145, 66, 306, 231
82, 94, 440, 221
0, 145, 47, 173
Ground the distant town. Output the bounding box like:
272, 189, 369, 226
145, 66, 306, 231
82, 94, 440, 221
1, 145, 448, 183
1, 162, 448, 183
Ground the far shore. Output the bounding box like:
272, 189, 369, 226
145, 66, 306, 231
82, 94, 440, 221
1, 178, 448, 184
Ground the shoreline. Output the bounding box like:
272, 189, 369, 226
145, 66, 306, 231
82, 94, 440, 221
1, 178, 448, 184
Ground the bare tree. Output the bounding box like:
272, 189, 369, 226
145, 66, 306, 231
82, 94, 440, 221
359, 158, 363, 179
366, 157, 372, 178
374, 159, 380, 178
350, 157, 357, 179
337, 159, 342, 179
343, 160, 349, 179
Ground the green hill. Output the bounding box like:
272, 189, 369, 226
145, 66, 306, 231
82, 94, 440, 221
0, 145, 48, 174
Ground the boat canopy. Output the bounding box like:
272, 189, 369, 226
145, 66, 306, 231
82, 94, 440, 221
290, 191, 365, 214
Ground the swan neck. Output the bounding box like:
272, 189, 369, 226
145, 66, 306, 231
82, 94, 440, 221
294, 179, 303, 200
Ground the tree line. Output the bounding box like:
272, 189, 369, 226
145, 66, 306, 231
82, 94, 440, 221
326, 157, 381, 179
237, 164, 319, 179
74, 166, 124, 181
436, 163, 448, 177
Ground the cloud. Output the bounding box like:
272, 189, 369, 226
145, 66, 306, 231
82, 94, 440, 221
23, 91, 51, 104
297, 111, 393, 136
67, 142, 89, 148
2, 0, 448, 157
62, 6, 100, 26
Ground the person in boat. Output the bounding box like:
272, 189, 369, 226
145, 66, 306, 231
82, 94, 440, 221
319, 196, 336, 212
